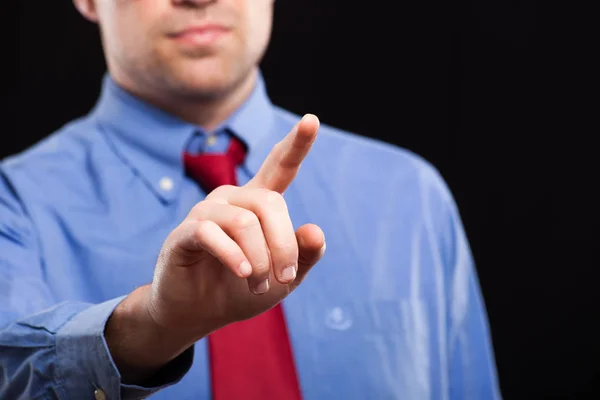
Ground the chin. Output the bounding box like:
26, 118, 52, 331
165, 59, 244, 100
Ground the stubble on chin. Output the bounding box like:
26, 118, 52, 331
151, 57, 238, 102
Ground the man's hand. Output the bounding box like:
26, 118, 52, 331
105, 114, 325, 383
149, 113, 325, 333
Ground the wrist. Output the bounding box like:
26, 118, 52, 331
145, 281, 218, 340
105, 285, 196, 384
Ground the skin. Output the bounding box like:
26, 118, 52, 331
73, 0, 325, 384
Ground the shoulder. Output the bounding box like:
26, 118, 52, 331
2, 116, 95, 168
0, 116, 101, 201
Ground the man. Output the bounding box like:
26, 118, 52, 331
0, 0, 501, 399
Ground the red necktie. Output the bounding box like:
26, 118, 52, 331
183, 135, 303, 400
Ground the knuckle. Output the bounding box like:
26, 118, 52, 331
206, 184, 236, 200
232, 210, 259, 232
252, 258, 271, 275
260, 189, 286, 209
189, 202, 208, 219
272, 140, 284, 153
273, 239, 298, 259
217, 248, 244, 266
190, 199, 227, 220
194, 220, 215, 238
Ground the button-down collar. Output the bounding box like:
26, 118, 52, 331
90, 72, 275, 202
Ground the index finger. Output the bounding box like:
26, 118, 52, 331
245, 113, 320, 193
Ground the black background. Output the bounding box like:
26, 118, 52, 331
2, 2, 598, 399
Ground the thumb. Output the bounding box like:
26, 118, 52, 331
291, 223, 326, 289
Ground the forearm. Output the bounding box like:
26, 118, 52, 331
0, 296, 194, 399
105, 284, 198, 384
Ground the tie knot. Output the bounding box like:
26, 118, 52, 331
183, 135, 247, 193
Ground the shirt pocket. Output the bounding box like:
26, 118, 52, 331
292, 298, 434, 400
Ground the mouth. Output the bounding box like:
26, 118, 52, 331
167, 24, 231, 47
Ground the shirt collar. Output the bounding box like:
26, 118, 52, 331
90, 72, 275, 202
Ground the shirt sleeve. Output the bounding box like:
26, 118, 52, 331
0, 172, 193, 399
439, 183, 503, 400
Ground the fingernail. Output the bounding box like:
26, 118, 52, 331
281, 265, 297, 282
239, 261, 252, 276
252, 279, 270, 294
320, 242, 327, 255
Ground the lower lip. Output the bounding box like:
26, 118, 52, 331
171, 28, 228, 47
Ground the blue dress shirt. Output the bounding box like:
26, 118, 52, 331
0, 73, 502, 399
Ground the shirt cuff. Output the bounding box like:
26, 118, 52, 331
55, 296, 194, 400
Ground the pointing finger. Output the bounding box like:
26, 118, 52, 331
245, 113, 319, 193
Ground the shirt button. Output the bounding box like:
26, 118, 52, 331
206, 135, 217, 147
159, 177, 174, 192
94, 389, 106, 400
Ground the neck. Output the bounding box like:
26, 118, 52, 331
112, 70, 258, 132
